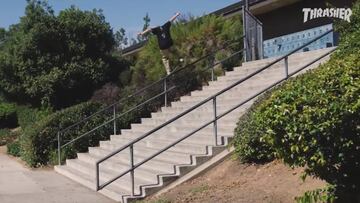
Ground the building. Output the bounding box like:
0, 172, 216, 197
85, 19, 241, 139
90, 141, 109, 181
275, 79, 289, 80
122, 0, 355, 58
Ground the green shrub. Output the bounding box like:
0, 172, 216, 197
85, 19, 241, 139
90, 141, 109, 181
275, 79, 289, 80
19, 97, 151, 167
1, 128, 21, 156
295, 185, 336, 203
132, 14, 243, 92
233, 2, 360, 199
16, 105, 52, 129
7, 140, 21, 157
0, 128, 11, 145
232, 90, 276, 163
0, 102, 17, 128
20, 101, 110, 166
233, 51, 359, 195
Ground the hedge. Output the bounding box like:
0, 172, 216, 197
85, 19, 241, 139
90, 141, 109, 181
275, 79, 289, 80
16, 105, 52, 130
19, 93, 154, 167
233, 41, 359, 201
0, 128, 11, 146
7, 140, 21, 157
20, 101, 109, 166
233, 2, 360, 199
0, 102, 17, 128
232, 89, 276, 163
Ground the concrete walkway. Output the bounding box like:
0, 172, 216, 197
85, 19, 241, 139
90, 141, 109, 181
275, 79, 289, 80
0, 147, 114, 203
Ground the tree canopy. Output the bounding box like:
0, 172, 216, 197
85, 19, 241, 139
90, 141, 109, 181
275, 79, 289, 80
0, 0, 126, 108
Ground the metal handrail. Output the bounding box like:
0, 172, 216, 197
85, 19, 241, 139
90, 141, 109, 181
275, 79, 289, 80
58, 37, 243, 135
57, 36, 245, 165
95, 29, 335, 194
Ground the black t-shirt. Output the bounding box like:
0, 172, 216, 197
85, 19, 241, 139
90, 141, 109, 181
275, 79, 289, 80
151, 21, 173, 50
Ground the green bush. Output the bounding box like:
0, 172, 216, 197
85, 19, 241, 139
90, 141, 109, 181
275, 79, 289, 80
20, 101, 109, 166
128, 14, 243, 114
7, 139, 21, 157
18, 97, 151, 167
1, 128, 21, 156
0, 103, 17, 128
233, 2, 360, 199
234, 51, 359, 193
232, 90, 276, 163
0, 1, 127, 108
295, 185, 336, 203
16, 105, 52, 129
0, 128, 11, 145
233, 48, 359, 196
132, 14, 243, 92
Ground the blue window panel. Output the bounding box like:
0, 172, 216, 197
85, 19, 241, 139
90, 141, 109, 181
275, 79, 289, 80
263, 24, 334, 58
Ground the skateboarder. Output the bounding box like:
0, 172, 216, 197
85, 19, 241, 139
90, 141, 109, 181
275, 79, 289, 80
138, 12, 181, 75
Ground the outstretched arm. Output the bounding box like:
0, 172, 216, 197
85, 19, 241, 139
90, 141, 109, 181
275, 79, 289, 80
138, 27, 152, 36
169, 12, 181, 22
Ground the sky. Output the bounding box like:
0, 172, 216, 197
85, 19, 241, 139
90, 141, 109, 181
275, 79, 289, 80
0, 0, 241, 39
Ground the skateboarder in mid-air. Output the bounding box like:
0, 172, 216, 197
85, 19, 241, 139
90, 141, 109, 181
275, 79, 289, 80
138, 12, 181, 75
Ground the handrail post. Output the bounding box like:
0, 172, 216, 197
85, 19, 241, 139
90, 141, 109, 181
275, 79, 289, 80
242, 5, 248, 62
96, 163, 100, 191
284, 56, 289, 78
164, 78, 168, 107
213, 97, 218, 146
57, 132, 61, 165
113, 105, 117, 135
210, 55, 215, 81
130, 144, 135, 196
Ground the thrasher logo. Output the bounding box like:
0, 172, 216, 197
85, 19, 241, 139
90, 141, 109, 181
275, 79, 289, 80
302, 8, 352, 23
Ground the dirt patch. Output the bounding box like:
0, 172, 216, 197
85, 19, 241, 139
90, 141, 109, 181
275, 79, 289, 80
145, 158, 326, 203
0, 145, 6, 154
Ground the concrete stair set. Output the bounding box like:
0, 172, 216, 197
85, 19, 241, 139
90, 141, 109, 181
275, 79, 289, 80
55, 48, 334, 202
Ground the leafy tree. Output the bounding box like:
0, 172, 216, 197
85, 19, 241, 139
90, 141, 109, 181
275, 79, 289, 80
0, 28, 6, 42
137, 13, 151, 42
115, 27, 128, 50
130, 38, 138, 45
0, 0, 126, 108
0, 28, 6, 50
132, 14, 243, 84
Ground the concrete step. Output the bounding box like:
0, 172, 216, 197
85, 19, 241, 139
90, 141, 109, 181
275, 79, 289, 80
130, 120, 236, 133
77, 150, 178, 175
141, 116, 237, 131
189, 82, 274, 98
151, 107, 246, 121
88, 144, 192, 168
132, 120, 237, 134
110, 133, 217, 148
104, 137, 208, 155
236, 55, 330, 78
55, 165, 129, 202
209, 70, 282, 86
55, 47, 335, 202
170, 98, 255, 111
75, 153, 164, 182
201, 82, 274, 94
241, 47, 334, 67
111, 132, 222, 146
66, 158, 153, 192
119, 129, 234, 140
141, 116, 237, 127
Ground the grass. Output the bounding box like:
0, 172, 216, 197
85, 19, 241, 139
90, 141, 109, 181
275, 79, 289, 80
134, 198, 171, 203
189, 184, 209, 195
